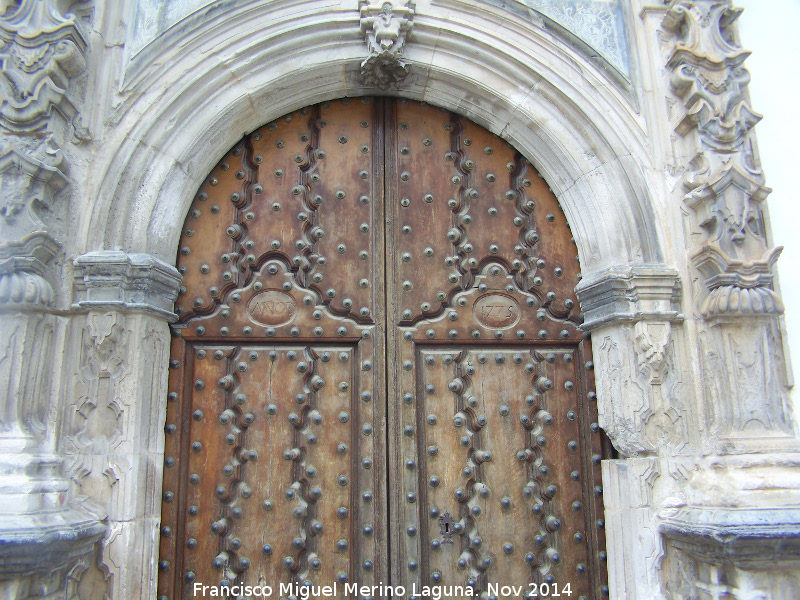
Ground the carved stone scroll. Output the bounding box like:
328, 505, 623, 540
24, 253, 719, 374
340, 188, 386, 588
359, 0, 415, 88
0, 0, 88, 240
662, 0, 782, 322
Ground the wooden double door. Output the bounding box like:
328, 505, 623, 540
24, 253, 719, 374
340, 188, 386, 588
159, 98, 609, 599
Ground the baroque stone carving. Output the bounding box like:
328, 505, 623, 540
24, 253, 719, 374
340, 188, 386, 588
595, 322, 688, 458
575, 265, 683, 330
359, 0, 415, 88
662, 1, 782, 321
66, 312, 128, 457
698, 324, 793, 445
595, 334, 649, 456
73, 251, 182, 321
0, 232, 58, 454
0, 0, 89, 239
0, 231, 58, 307
0, 236, 103, 594
635, 320, 671, 385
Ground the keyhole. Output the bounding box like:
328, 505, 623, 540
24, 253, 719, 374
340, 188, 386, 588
445, 524, 450, 533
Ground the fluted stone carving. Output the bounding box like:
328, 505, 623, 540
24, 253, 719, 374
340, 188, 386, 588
359, 0, 415, 88
0, 230, 105, 592
663, 0, 782, 322
0, 232, 57, 307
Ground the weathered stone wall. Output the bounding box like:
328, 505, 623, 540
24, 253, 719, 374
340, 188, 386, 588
0, 1, 797, 599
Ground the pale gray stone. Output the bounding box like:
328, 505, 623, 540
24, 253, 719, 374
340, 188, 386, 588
0, 1, 797, 599
72, 252, 182, 322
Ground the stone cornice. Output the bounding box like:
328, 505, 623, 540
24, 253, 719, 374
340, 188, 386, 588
660, 507, 800, 567
72, 251, 182, 322
575, 265, 683, 330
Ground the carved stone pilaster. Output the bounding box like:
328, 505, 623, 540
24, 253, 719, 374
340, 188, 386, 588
662, 1, 781, 322
0, 0, 89, 240
359, 0, 415, 89
65, 251, 181, 599
575, 266, 688, 458
662, 0, 797, 453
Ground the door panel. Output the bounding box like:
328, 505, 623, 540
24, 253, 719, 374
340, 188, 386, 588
386, 100, 607, 598
177, 343, 363, 589
159, 98, 608, 600
160, 99, 387, 599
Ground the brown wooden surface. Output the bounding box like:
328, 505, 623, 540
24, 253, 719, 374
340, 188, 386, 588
159, 98, 608, 600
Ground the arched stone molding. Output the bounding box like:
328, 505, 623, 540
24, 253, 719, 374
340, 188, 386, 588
81, 0, 667, 277
68, 2, 689, 598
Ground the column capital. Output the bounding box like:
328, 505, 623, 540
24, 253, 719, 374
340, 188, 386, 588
575, 265, 683, 330
73, 251, 182, 322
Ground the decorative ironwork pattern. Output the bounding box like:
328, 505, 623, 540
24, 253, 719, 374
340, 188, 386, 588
160, 98, 608, 599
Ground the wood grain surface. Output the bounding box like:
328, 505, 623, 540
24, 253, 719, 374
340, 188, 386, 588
159, 98, 609, 600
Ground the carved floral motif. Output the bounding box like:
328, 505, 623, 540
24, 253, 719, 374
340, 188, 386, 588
662, 0, 782, 321
0, 0, 88, 239
359, 0, 415, 88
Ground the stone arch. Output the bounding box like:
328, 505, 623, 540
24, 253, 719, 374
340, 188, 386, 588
81, 0, 665, 278
58, 5, 693, 598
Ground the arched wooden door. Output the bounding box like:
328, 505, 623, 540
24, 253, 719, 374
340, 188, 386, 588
158, 98, 610, 600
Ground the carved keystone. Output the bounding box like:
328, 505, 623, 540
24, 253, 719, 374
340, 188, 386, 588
359, 0, 416, 88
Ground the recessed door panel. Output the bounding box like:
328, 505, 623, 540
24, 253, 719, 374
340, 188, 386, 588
159, 98, 608, 600
386, 99, 607, 598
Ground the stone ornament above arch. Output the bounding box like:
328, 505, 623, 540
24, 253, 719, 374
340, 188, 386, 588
83, 0, 679, 323
125, 0, 631, 86
359, 0, 416, 88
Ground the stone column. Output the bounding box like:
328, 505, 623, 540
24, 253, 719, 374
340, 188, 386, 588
0, 2, 107, 597
576, 265, 688, 599
633, 1, 800, 597
0, 234, 106, 599
64, 252, 181, 600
